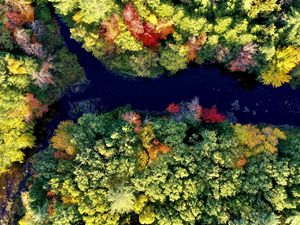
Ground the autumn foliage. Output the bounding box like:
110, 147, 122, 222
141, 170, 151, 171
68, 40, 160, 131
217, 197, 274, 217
140, 124, 172, 164
50, 0, 300, 86
167, 99, 225, 123
147, 142, 171, 163
0, 1, 84, 176
233, 124, 287, 156
166, 103, 181, 114
122, 111, 142, 133
24, 93, 48, 121
187, 34, 207, 61
32, 58, 54, 87
6, 4, 34, 29
26, 108, 300, 225
6, 11, 24, 28
101, 14, 121, 47
123, 3, 174, 48
156, 21, 174, 40
201, 107, 226, 123
123, 4, 159, 48
51, 121, 76, 156
187, 97, 203, 119
229, 43, 258, 72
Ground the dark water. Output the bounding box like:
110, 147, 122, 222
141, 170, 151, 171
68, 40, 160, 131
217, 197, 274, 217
55, 18, 300, 127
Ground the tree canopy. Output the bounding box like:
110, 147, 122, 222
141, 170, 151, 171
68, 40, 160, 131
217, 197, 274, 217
0, 0, 84, 174
49, 0, 300, 87
21, 101, 300, 224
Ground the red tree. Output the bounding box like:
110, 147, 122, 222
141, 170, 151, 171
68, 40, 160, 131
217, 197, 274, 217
25, 93, 48, 121
123, 3, 144, 38
6, 6, 35, 29
166, 103, 181, 114
229, 43, 258, 72
139, 22, 159, 48
201, 107, 226, 123
123, 3, 161, 48
6, 11, 24, 29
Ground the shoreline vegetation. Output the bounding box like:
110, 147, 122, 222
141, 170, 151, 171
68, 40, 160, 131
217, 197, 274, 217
0, 0, 84, 174
20, 103, 300, 225
0, 0, 83, 223
50, 0, 300, 87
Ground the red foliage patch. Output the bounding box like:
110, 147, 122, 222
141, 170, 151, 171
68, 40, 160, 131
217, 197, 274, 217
6, 6, 35, 30
47, 191, 56, 198
166, 103, 181, 114
229, 43, 257, 72
139, 22, 160, 48
123, 3, 144, 38
201, 107, 226, 123
6, 11, 24, 28
123, 3, 164, 48
25, 93, 48, 121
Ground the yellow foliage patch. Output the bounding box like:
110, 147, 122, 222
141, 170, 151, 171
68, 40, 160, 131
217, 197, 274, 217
146, 14, 158, 26
5, 56, 27, 75
51, 121, 76, 156
233, 124, 286, 157
260, 46, 300, 87
73, 11, 84, 24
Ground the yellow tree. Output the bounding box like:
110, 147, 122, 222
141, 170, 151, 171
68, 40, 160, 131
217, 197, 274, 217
260, 46, 300, 87
51, 121, 76, 156
233, 124, 286, 167
0, 54, 36, 174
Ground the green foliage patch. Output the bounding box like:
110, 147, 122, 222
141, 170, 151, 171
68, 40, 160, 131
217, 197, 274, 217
23, 104, 300, 224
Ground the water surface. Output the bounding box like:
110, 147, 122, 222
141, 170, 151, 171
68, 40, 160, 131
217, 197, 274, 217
55, 18, 300, 127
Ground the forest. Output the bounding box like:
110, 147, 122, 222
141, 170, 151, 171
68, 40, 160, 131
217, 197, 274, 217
0, 1, 84, 222
0, 0, 300, 225
50, 0, 300, 87
0, 0, 83, 174
20, 102, 300, 225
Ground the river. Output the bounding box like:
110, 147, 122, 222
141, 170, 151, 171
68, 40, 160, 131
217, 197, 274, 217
53, 17, 300, 127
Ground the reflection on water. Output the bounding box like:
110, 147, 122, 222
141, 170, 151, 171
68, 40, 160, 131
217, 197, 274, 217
54, 17, 300, 127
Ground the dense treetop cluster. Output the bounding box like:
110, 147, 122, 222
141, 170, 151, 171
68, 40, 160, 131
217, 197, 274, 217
21, 101, 300, 224
0, 0, 84, 174
50, 0, 300, 87
0, 1, 299, 224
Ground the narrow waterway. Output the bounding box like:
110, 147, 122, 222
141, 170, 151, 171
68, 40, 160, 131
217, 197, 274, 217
54, 17, 300, 127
